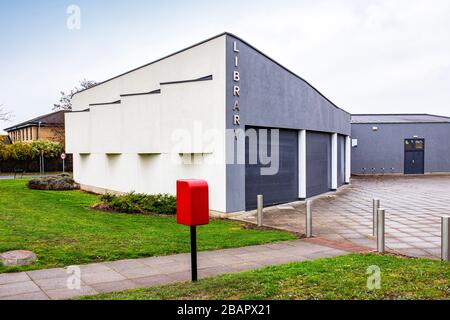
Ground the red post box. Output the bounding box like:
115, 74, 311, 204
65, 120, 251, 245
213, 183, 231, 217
176, 179, 209, 282
176, 179, 209, 226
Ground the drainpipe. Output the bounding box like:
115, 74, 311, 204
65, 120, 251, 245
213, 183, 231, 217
37, 121, 42, 140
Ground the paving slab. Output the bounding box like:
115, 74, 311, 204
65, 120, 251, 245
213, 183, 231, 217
91, 280, 138, 294
81, 269, 127, 285
118, 266, 162, 280
0, 281, 41, 298
0, 272, 30, 285
27, 268, 68, 281
132, 274, 172, 287
1, 291, 49, 300
45, 285, 98, 300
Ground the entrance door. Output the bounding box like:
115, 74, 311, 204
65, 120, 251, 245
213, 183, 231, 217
404, 139, 425, 174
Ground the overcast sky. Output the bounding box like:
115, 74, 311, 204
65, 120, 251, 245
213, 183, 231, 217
1, 0, 450, 133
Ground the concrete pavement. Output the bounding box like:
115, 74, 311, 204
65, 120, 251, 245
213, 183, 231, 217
0, 239, 350, 300
237, 175, 449, 259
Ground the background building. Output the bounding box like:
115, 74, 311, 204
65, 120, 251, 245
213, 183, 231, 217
351, 114, 450, 175
4, 110, 69, 144
66, 33, 351, 213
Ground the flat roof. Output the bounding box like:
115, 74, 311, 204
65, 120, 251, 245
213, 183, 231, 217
351, 114, 450, 124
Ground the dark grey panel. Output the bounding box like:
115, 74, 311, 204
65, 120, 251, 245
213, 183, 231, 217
245, 128, 298, 211
351, 123, 450, 174
306, 131, 331, 197
225, 34, 350, 212
225, 36, 351, 135
337, 135, 345, 186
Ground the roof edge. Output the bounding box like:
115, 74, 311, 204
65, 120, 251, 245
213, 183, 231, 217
71, 32, 349, 115
225, 32, 350, 115
72, 33, 228, 97
3, 110, 70, 132
351, 113, 450, 124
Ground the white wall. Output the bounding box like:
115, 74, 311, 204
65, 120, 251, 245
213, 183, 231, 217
66, 35, 228, 212
121, 94, 161, 154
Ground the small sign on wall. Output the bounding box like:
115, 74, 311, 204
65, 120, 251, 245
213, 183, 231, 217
352, 139, 358, 147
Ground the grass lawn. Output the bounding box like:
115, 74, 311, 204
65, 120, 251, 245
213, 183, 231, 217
81, 254, 450, 300
0, 179, 295, 273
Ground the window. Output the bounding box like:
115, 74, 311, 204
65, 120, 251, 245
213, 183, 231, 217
404, 139, 414, 150
415, 140, 424, 150
405, 139, 424, 151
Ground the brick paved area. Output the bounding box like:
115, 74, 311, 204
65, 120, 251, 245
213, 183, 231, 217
237, 175, 449, 259
0, 240, 348, 300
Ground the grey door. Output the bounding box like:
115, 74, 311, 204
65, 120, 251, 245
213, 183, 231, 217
306, 131, 331, 197
404, 139, 425, 174
245, 127, 298, 210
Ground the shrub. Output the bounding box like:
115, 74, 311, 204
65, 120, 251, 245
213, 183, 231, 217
97, 192, 177, 215
28, 174, 79, 191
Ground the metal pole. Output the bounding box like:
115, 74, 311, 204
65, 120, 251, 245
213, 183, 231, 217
190, 226, 197, 282
41, 151, 45, 174
306, 200, 312, 238
373, 199, 380, 237
377, 208, 385, 253
63, 159, 65, 173
442, 216, 450, 262
257, 195, 264, 227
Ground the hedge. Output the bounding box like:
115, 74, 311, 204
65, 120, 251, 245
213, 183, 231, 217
95, 192, 177, 215
0, 140, 64, 161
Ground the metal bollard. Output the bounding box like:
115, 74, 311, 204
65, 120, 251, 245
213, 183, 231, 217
373, 199, 380, 237
306, 200, 312, 238
377, 208, 385, 253
442, 216, 450, 262
257, 195, 264, 227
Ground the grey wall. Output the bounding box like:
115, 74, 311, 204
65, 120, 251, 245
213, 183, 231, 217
226, 34, 351, 212
351, 123, 450, 174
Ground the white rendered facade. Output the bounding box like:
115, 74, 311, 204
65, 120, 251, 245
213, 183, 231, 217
66, 35, 228, 212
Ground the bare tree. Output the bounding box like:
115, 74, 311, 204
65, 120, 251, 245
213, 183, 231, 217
0, 104, 12, 121
53, 79, 97, 111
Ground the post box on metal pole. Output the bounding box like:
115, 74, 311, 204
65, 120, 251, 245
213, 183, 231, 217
176, 179, 209, 282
